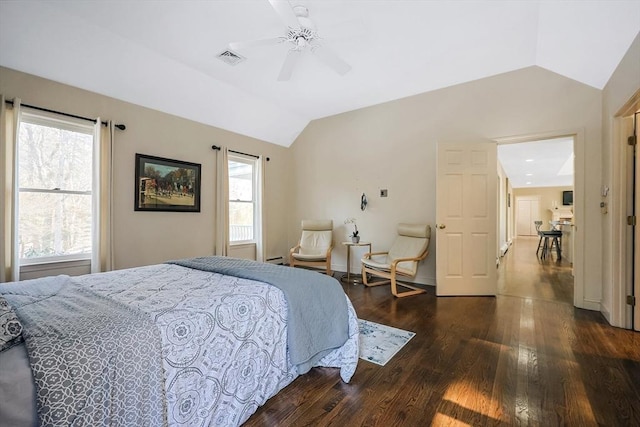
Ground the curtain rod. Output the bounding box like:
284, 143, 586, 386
211, 145, 270, 161
4, 99, 126, 130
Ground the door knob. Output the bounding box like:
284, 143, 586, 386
436, 224, 446, 229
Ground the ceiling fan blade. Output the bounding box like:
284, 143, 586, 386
268, 0, 300, 28
277, 49, 301, 81
229, 37, 282, 51
312, 45, 351, 76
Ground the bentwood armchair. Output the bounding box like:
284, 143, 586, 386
361, 223, 431, 297
289, 219, 334, 275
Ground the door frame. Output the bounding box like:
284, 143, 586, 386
495, 129, 585, 309
611, 90, 640, 329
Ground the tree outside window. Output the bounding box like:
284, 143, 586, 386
17, 113, 94, 262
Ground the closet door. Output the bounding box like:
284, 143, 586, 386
516, 197, 540, 236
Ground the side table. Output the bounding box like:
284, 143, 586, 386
340, 241, 372, 284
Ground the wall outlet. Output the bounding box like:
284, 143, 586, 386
380, 189, 388, 197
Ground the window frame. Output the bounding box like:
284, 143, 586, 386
16, 109, 95, 265
228, 153, 258, 245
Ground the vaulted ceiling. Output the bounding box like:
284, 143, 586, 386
0, 0, 638, 150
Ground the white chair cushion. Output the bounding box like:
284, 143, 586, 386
361, 255, 390, 270
362, 224, 430, 277
397, 223, 431, 238
387, 236, 428, 276
361, 253, 419, 276
299, 229, 332, 256
301, 219, 333, 231
291, 252, 328, 261
290, 219, 333, 272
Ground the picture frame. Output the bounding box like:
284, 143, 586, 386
134, 153, 201, 212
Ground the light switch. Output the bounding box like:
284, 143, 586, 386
600, 202, 608, 214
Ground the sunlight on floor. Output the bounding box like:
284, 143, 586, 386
432, 412, 474, 426
441, 381, 505, 424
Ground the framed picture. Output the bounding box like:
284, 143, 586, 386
134, 153, 201, 212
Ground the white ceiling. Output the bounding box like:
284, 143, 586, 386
0, 0, 639, 148
498, 137, 574, 188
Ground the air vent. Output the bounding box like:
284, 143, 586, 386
216, 49, 245, 66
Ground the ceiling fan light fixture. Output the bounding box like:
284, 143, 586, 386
229, 1, 351, 80
285, 27, 318, 47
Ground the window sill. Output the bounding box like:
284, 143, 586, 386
20, 256, 90, 266
19, 258, 92, 281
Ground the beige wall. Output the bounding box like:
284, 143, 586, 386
601, 32, 640, 325
0, 66, 292, 271
290, 66, 602, 309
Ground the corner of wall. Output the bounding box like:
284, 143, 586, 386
600, 302, 612, 325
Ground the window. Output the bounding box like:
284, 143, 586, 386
17, 111, 95, 263
228, 154, 257, 243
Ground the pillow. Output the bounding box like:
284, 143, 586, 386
0, 296, 23, 352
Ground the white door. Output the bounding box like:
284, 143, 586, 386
436, 141, 497, 296
516, 198, 540, 236
516, 199, 532, 235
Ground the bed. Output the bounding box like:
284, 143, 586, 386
0, 256, 359, 426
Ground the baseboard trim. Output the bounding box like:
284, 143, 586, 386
581, 298, 601, 311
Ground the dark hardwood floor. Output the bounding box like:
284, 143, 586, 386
245, 238, 640, 426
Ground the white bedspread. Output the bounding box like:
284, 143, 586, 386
74, 263, 359, 427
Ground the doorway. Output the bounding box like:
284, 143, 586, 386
610, 91, 640, 330
497, 136, 576, 305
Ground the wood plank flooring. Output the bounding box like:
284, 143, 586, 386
244, 238, 640, 426
498, 236, 574, 304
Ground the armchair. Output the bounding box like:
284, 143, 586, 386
361, 223, 431, 297
289, 219, 334, 275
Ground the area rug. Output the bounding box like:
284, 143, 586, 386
358, 319, 415, 366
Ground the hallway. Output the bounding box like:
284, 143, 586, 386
498, 236, 574, 304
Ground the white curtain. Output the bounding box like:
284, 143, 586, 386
91, 119, 114, 273
215, 147, 230, 256
255, 155, 267, 262
0, 99, 114, 281
0, 96, 21, 282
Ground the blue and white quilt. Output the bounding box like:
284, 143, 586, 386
168, 256, 350, 374
1, 275, 167, 426
71, 262, 358, 426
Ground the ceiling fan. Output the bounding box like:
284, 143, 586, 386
228, 0, 351, 81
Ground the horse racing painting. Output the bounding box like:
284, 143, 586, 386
134, 153, 201, 212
